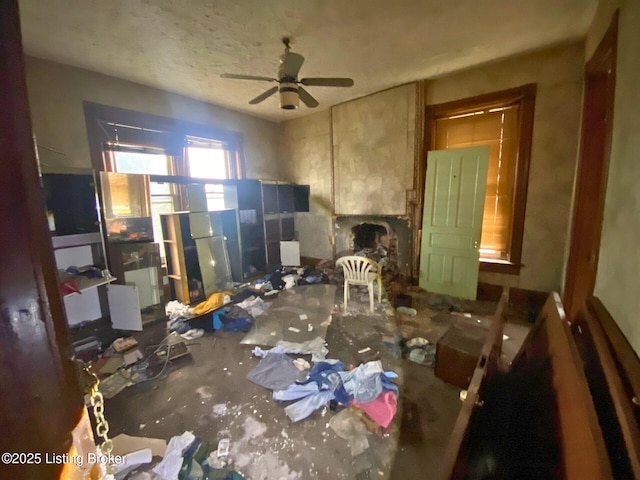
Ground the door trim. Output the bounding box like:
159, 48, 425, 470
563, 11, 618, 319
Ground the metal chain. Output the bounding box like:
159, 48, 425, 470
86, 368, 115, 475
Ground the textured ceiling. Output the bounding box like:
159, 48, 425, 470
18, 0, 597, 122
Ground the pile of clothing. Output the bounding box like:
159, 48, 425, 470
246, 349, 398, 429
152, 431, 245, 480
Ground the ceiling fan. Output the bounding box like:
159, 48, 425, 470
220, 37, 354, 110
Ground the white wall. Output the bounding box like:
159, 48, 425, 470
25, 56, 281, 180
590, 0, 640, 353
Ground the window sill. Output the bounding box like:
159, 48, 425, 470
480, 259, 522, 275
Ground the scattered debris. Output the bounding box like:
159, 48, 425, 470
111, 433, 166, 458
329, 408, 371, 456
235, 296, 269, 318
152, 431, 195, 480
181, 328, 205, 340
396, 306, 417, 316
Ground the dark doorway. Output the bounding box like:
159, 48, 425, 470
564, 12, 618, 320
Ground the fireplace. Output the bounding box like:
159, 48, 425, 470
334, 215, 411, 277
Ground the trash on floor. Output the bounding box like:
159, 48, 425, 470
396, 306, 417, 316
406, 337, 436, 366
251, 336, 329, 363
190, 291, 233, 316
152, 431, 196, 479
98, 369, 138, 399
125, 430, 247, 480
329, 407, 370, 456
235, 296, 269, 318
166, 300, 190, 320
111, 433, 167, 458
181, 328, 205, 340
252, 354, 400, 427
246, 352, 301, 390
240, 284, 336, 347
112, 337, 139, 353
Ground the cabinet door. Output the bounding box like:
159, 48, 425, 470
293, 185, 310, 212
277, 183, 294, 213
262, 183, 278, 214
264, 218, 280, 242
108, 285, 142, 331
281, 216, 295, 241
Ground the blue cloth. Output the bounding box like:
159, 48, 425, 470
303, 360, 352, 404
284, 390, 335, 422
212, 311, 224, 331
305, 361, 344, 388
273, 383, 320, 401
246, 353, 300, 391
381, 373, 399, 396
338, 361, 398, 403
222, 317, 251, 332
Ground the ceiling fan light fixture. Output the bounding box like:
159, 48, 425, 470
220, 37, 353, 109
279, 82, 299, 110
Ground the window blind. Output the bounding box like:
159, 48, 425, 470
434, 106, 519, 260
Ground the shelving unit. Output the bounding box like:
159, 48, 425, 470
62, 275, 117, 296
52, 232, 111, 326
223, 180, 310, 274
161, 209, 240, 304
45, 172, 144, 331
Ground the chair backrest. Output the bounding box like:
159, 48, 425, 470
336, 255, 379, 285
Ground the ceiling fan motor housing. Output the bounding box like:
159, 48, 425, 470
279, 81, 299, 109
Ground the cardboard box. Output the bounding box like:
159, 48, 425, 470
434, 317, 490, 389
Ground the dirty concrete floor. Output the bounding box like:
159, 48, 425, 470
103, 287, 501, 479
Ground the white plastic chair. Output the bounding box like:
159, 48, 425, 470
335, 255, 382, 312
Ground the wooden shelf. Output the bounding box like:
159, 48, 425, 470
63, 275, 117, 297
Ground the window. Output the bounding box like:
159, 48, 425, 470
426, 84, 536, 273
84, 102, 246, 261
185, 137, 230, 211
107, 149, 178, 260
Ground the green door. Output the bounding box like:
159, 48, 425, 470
419, 147, 489, 299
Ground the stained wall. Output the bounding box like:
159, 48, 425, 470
282, 44, 584, 293
424, 43, 584, 292
332, 84, 416, 216
280, 111, 334, 260
24, 56, 281, 180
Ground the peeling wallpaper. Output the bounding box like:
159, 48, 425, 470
332, 84, 416, 215
593, 0, 640, 354
24, 56, 281, 180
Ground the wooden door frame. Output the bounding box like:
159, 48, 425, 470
0, 1, 84, 477
563, 11, 618, 319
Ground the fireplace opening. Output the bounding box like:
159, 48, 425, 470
334, 215, 411, 278
349, 222, 398, 278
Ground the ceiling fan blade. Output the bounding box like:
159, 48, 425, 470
221, 73, 277, 82
300, 77, 354, 87
249, 86, 279, 105
281, 52, 305, 78
298, 87, 319, 108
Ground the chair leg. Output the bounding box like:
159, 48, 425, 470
369, 284, 374, 312
344, 281, 349, 310
377, 277, 382, 302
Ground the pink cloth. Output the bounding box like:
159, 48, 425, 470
352, 390, 397, 428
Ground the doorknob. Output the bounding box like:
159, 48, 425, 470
474, 240, 479, 249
